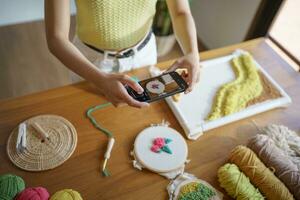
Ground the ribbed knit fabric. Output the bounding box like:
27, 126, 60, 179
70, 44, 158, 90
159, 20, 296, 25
75, 0, 157, 50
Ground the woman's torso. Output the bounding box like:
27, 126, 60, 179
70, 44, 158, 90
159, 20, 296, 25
75, 0, 157, 50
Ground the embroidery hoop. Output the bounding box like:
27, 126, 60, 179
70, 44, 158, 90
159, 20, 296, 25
168, 173, 223, 200
131, 125, 188, 178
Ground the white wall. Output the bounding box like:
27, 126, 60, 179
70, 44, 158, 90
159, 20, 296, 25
191, 0, 261, 49
0, 0, 76, 27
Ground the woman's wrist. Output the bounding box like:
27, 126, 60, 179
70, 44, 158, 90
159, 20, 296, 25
89, 70, 108, 86
190, 50, 199, 57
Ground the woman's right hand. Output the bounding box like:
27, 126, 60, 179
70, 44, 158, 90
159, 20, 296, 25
94, 73, 149, 108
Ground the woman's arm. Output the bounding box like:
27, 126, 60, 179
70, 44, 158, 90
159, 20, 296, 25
166, 0, 201, 93
44, 0, 147, 108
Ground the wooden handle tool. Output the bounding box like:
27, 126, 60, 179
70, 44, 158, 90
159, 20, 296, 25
102, 138, 115, 176
31, 122, 49, 142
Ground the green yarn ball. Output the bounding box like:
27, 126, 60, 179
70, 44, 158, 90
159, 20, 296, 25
0, 174, 25, 200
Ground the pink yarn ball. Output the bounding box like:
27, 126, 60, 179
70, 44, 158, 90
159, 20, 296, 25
15, 187, 49, 200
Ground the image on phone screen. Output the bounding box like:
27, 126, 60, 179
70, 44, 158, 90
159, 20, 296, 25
140, 73, 179, 99
127, 72, 187, 103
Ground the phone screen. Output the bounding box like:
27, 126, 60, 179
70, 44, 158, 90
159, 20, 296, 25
126, 72, 187, 103
139, 73, 180, 99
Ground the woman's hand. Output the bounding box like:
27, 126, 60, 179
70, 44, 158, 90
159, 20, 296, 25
94, 73, 149, 108
165, 52, 201, 93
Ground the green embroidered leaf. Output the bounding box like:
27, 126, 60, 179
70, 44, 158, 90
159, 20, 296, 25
164, 138, 172, 144
162, 145, 172, 154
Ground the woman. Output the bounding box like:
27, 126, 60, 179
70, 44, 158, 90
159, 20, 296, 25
45, 0, 200, 108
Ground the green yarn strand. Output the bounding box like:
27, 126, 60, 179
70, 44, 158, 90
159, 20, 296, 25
86, 102, 114, 177
86, 102, 113, 138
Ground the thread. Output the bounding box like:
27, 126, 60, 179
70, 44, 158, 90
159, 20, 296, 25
248, 134, 300, 199
15, 187, 49, 200
261, 124, 300, 170
229, 145, 294, 200
0, 174, 25, 200
218, 163, 264, 200
50, 189, 82, 200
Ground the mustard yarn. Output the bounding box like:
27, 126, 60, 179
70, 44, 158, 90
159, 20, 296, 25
218, 163, 264, 200
50, 189, 83, 200
207, 53, 263, 120
229, 145, 294, 200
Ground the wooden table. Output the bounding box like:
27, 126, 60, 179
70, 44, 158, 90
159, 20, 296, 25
1, 38, 299, 200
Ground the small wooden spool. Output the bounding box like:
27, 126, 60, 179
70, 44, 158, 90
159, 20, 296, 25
7, 115, 77, 171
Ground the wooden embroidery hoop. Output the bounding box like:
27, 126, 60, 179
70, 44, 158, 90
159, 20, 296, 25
133, 126, 188, 174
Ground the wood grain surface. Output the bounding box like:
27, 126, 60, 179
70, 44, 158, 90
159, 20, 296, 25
1, 38, 299, 200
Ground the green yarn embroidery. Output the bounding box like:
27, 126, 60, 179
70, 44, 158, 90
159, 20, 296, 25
178, 183, 216, 200
161, 145, 172, 154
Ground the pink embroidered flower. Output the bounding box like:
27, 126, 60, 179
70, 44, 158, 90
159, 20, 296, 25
150, 137, 173, 154
151, 145, 161, 153
153, 137, 165, 148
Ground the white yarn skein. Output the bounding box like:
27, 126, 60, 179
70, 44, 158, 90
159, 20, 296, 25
262, 124, 300, 170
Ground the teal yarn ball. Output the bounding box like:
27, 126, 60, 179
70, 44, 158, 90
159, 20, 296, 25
0, 174, 25, 200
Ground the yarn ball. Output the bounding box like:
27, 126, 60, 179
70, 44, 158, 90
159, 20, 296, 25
218, 163, 264, 200
50, 189, 82, 200
15, 187, 49, 200
262, 124, 300, 170
229, 145, 294, 200
248, 134, 300, 199
0, 174, 25, 200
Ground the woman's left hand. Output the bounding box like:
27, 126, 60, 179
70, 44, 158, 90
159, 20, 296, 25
165, 52, 201, 93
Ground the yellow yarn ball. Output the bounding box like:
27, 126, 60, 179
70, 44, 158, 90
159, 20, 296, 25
50, 189, 83, 200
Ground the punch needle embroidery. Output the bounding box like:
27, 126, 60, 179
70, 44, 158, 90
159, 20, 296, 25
151, 137, 172, 154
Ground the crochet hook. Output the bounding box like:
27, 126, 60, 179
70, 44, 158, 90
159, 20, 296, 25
102, 137, 115, 176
